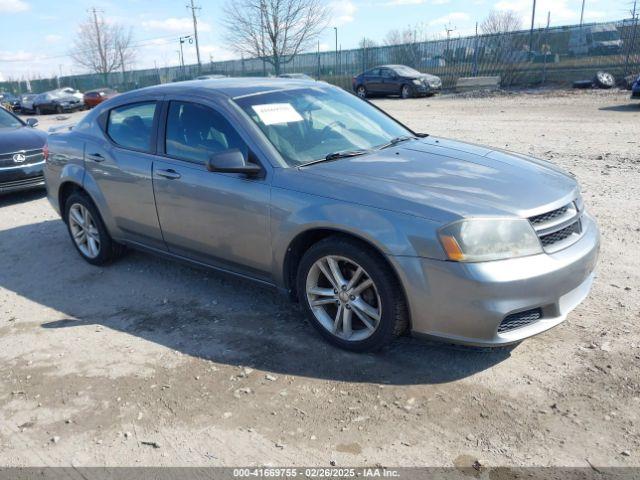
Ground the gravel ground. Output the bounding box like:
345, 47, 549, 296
1, 89, 639, 468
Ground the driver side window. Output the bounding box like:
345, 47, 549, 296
165, 101, 248, 165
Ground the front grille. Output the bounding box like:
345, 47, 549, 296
528, 201, 583, 251
498, 308, 542, 333
0, 148, 45, 168
0, 175, 45, 192
539, 221, 581, 247
529, 205, 569, 225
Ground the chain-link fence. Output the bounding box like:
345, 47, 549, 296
1, 18, 638, 96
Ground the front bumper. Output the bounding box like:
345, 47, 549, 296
391, 212, 600, 346
0, 161, 46, 194
414, 83, 442, 95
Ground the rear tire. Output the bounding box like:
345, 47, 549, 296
64, 192, 125, 266
356, 85, 367, 98
296, 236, 408, 352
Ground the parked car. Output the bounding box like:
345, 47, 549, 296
0, 92, 22, 112
568, 24, 622, 56
353, 65, 442, 99
83, 88, 118, 108
195, 74, 227, 80
0, 106, 47, 194
44, 78, 599, 352
20, 93, 37, 114
632, 75, 640, 100
278, 73, 314, 80
33, 89, 84, 114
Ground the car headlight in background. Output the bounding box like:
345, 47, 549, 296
412, 79, 423, 86
438, 218, 542, 262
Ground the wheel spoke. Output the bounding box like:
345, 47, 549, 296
70, 208, 83, 226
342, 308, 352, 338
317, 259, 338, 290
311, 298, 337, 307
352, 278, 373, 296
352, 297, 381, 322
308, 287, 335, 297
352, 305, 375, 331
73, 229, 84, 240
327, 257, 347, 287
346, 266, 363, 290
87, 236, 99, 257
82, 206, 90, 226
333, 305, 343, 333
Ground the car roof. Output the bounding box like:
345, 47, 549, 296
113, 77, 327, 102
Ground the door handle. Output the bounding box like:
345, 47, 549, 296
156, 168, 181, 180
87, 152, 104, 162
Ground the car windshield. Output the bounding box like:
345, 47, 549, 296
233, 87, 412, 166
393, 66, 422, 76
0, 108, 23, 128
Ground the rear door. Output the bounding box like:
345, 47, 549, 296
151, 96, 272, 280
84, 99, 166, 250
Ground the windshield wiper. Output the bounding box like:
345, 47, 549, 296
377, 135, 417, 150
298, 149, 369, 167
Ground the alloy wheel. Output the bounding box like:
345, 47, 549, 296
305, 255, 382, 342
401, 85, 411, 99
356, 86, 366, 98
68, 203, 101, 259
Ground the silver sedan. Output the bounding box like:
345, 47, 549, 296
44, 78, 599, 351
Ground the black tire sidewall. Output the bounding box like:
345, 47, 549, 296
64, 192, 114, 265
296, 238, 400, 352
401, 84, 412, 99
357, 86, 366, 98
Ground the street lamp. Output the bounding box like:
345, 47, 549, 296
179, 35, 193, 74
334, 27, 338, 76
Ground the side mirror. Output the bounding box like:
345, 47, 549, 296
206, 148, 261, 175
26, 118, 38, 127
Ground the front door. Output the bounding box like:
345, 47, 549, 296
152, 100, 272, 281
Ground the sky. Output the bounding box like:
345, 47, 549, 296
0, 0, 634, 80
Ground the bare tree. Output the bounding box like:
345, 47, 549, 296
356, 37, 378, 72
480, 10, 523, 34
383, 25, 427, 68
70, 9, 135, 83
222, 0, 328, 75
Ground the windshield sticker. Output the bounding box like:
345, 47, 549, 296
252, 103, 303, 125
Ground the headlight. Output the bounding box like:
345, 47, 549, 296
438, 218, 542, 262
412, 79, 423, 86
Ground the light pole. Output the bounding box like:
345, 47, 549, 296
179, 35, 192, 76
529, 0, 537, 53
334, 27, 338, 76
186, 0, 202, 71
579, 0, 586, 26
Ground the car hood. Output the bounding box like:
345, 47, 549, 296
0, 126, 47, 153
279, 137, 578, 223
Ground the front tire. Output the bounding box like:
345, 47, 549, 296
296, 236, 408, 352
401, 84, 413, 99
64, 192, 125, 265
35, 106, 42, 115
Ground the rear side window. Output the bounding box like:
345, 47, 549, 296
165, 101, 248, 164
107, 102, 156, 152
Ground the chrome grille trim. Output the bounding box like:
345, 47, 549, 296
0, 148, 45, 168
528, 200, 583, 252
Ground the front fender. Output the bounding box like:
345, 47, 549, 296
270, 186, 445, 287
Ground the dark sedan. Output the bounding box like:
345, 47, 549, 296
0, 92, 21, 112
0, 107, 47, 194
33, 90, 84, 115
352, 65, 442, 99
632, 75, 640, 100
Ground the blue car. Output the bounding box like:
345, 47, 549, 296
632, 75, 640, 100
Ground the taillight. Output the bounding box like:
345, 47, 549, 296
43, 143, 49, 161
